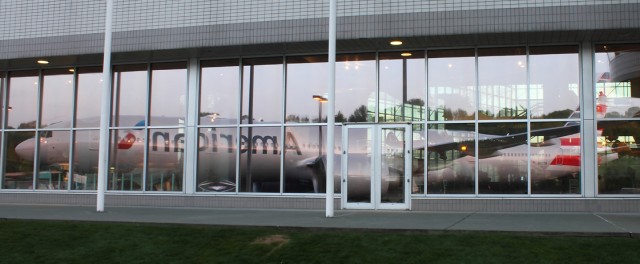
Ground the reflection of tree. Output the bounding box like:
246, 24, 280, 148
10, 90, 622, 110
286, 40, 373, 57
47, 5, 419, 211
348, 105, 368, 122
286, 114, 301, 122
605, 112, 623, 118
542, 109, 574, 119
335, 111, 346, 122
407, 98, 424, 106
5, 131, 34, 173
441, 108, 472, 120
17, 121, 37, 129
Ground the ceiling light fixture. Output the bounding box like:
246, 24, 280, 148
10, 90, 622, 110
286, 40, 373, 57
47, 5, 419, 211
390, 40, 403, 46
37, 60, 49, 65
401, 52, 412, 57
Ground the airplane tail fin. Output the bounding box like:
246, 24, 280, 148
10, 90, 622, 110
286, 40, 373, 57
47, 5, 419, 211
385, 132, 402, 148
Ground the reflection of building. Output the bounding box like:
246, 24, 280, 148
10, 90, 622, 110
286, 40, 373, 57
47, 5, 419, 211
1, 1, 640, 212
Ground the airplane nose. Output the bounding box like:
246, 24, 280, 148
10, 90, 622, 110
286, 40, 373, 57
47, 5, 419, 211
15, 138, 35, 161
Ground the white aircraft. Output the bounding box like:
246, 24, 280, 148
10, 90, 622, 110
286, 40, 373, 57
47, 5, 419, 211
11, 108, 632, 194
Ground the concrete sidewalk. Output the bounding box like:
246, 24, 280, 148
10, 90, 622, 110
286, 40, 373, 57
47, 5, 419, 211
1, 204, 639, 236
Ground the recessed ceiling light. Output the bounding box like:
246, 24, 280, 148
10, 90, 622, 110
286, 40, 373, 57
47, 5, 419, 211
390, 40, 403, 46
69, 68, 75, 73
401, 52, 412, 57
37, 60, 49, 65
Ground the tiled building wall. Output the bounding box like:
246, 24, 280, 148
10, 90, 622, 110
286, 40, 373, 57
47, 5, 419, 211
1, 193, 638, 212
0, 1, 639, 60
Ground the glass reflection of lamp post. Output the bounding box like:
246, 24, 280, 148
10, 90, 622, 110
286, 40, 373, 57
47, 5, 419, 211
313, 95, 328, 156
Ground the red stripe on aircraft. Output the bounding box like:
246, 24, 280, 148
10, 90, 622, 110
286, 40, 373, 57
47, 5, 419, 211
560, 138, 581, 146
550, 155, 580, 166
118, 133, 136, 149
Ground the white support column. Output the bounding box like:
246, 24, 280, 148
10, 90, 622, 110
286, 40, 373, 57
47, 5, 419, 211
581, 41, 597, 198
97, 0, 113, 212
325, 0, 337, 218
184, 58, 199, 194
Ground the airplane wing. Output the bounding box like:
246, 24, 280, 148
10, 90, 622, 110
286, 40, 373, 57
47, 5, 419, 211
424, 124, 581, 159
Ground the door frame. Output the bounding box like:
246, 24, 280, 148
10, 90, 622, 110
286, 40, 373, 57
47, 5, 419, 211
341, 124, 412, 210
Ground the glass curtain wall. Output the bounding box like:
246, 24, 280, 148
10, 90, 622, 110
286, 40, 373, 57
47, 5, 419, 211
595, 44, 640, 195
109, 62, 187, 192
71, 67, 102, 190
529, 46, 580, 194
336, 54, 376, 122
424, 46, 580, 196
477, 47, 528, 194
197, 59, 239, 192
4, 71, 39, 189
426, 50, 476, 194
378, 51, 426, 122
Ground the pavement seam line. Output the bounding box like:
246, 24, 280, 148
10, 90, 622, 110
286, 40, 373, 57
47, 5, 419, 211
444, 211, 476, 231
593, 213, 632, 236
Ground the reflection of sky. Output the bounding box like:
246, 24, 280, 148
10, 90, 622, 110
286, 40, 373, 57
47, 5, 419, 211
379, 58, 425, 104
242, 64, 282, 123
529, 54, 579, 116
427, 53, 580, 118
201, 66, 238, 119
6, 52, 614, 129
287, 62, 328, 122
8, 76, 38, 128
335, 60, 376, 117
115, 71, 146, 118
150, 69, 187, 124
428, 57, 476, 115
76, 73, 102, 127
41, 74, 74, 127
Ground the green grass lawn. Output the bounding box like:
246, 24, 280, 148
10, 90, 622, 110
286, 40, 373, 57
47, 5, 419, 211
0, 220, 638, 264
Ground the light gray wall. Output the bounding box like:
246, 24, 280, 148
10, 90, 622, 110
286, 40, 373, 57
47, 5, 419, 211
0, 1, 639, 60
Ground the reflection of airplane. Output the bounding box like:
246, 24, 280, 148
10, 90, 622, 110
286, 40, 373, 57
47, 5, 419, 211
13, 116, 344, 193
12, 106, 633, 194
418, 123, 619, 193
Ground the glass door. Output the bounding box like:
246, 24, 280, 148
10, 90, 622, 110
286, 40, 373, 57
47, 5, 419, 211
342, 124, 411, 210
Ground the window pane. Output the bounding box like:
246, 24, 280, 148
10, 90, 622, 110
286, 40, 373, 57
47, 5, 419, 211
530, 122, 581, 194
112, 64, 147, 127
37, 130, 70, 190
239, 126, 281, 192
242, 58, 283, 124
595, 44, 640, 119
75, 67, 102, 128
379, 51, 426, 122
286, 55, 328, 123
426, 123, 475, 194
41, 69, 73, 128
149, 63, 187, 126
71, 130, 99, 190
146, 128, 184, 191
530, 46, 580, 119
7, 72, 39, 129
0, 73, 5, 127
427, 49, 476, 121
598, 120, 640, 194
3, 131, 35, 189
336, 53, 376, 122
197, 127, 237, 192
108, 128, 144, 191
283, 124, 342, 194
478, 47, 527, 120
478, 122, 528, 194
284, 126, 324, 193
200, 59, 239, 126
411, 124, 425, 194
